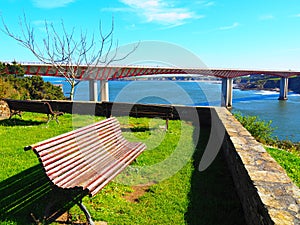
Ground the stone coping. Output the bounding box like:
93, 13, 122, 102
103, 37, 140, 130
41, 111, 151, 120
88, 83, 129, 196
214, 107, 299, 225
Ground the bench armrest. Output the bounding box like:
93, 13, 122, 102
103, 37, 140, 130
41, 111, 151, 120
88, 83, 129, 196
24, 146, 32, 151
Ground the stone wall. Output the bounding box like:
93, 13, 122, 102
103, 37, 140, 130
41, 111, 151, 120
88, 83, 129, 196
214, 107, 300, 225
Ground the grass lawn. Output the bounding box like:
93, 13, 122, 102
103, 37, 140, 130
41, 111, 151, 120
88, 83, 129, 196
0, 112, 245, 225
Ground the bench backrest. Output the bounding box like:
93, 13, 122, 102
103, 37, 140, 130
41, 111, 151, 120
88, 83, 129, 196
5, 99, 53, 114
25, 117, 146, 196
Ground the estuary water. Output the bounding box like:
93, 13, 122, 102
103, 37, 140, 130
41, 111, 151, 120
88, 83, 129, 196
44, 78, 300, 142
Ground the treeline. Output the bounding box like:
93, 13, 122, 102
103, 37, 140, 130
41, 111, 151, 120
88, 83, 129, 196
0, 61, 65, 100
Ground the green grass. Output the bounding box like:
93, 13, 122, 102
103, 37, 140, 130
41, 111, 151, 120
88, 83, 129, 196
0, 112, 245, 225
266, 147, 300, 187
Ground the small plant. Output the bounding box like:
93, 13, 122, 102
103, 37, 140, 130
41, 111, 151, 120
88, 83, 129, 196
234, 112, 275, 144
234, 112, 300, 155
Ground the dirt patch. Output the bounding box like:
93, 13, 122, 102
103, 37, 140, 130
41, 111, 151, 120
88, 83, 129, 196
123, 184, 153, 203
54, 212, 107, 225
53, 184, 155, 224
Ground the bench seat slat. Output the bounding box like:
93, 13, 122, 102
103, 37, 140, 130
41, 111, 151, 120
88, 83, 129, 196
34, 119, 120, 154
70, 143, 144, 190
52, 140, 143, 189
88, 144, 145, 196
44, 133, 124, 177
52, 138, 133, 187
37, 123, 122, 165
26, 117, 146, 197
44, 129, 126, 175
41, 131, 101, 166
32, 117, 119, 150
59, 142, 140, 188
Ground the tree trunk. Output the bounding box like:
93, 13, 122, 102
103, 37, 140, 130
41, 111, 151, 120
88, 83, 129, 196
70, 82, 75, 101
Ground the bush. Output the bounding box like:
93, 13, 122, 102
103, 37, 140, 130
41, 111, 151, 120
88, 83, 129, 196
234, 112, 300, 155
0, 75, 65, 100
275, 139, 300, 156
234, 112, 275, 144
0, 79, 24, 99
0, 61, 65, 100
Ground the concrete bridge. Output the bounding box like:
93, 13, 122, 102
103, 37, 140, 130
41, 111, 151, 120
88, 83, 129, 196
10, 63, 300, 107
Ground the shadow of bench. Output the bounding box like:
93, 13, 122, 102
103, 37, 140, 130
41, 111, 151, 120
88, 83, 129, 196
0, 164, 85, 224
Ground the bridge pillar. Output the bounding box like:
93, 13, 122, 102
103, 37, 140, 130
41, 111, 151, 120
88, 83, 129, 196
221, 78, 233, 108
100, 80, 109, 102
278, 77, 289, 100
89, 80, 98, 101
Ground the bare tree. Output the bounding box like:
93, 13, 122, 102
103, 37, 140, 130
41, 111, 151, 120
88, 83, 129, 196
2, 14, 138, 100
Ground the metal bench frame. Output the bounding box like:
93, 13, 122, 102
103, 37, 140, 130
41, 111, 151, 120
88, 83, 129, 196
4, 99, 64, 123
24, 117, 146, 224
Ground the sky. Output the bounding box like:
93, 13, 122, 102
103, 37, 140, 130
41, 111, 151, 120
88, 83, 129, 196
1, 0, 300, 70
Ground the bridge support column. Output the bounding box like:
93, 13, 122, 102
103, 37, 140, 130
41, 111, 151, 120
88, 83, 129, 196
89, 80, 98, 102
100, 80, 109, 102
278, 77, 289, 100
221, 78, 233, 108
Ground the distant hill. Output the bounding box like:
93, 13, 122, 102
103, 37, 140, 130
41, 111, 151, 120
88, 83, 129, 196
289, 77, 300, 93
234, 75, 300, 94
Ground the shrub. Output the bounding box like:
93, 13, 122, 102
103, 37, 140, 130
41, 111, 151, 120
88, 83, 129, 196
0, 61, 65, 100
234, 112, 275, 144
0, 78, 23, 99
234, 112, 300, 155
0, 74, 65, 100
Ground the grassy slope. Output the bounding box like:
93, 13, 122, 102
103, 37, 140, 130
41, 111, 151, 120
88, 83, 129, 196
0, 113, 244, 225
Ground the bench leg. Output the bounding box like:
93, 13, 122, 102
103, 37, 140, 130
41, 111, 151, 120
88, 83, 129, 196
77, 201, 95, 225
9, 110, 22, 119
54, 115, 60, 124
47, 114, 51, 124
47, 114, 60, 124
166, 118, 169, 130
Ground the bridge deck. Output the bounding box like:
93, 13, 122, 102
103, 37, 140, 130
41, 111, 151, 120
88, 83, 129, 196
5, 62, 300, 80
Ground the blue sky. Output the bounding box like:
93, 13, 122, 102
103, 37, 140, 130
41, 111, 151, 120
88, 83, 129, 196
1, 0, 300, 70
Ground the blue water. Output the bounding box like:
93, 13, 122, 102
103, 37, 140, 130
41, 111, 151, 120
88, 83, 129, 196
44, 77, 300, 142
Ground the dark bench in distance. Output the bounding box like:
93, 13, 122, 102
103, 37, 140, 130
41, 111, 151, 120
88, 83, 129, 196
102, 102, 174, 129
4, 99, 63, 123
24, 117, 146, 225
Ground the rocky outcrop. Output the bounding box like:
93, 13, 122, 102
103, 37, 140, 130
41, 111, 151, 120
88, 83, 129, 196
289, 77, 300, 94
0, 100, 10, 119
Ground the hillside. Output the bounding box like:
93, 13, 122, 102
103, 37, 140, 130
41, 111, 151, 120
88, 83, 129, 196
234, 76, 300, 94
0, 62, 65, 100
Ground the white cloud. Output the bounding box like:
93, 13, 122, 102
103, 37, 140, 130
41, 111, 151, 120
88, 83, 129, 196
32, 0, 75, 9
101, 7, 133, 13
293, 14, 300, 17
204, 1, 215, 7
196, 1, 215, 7
118, 0, 202, 26
219, 22, 240, 30
121, 0, 161, 8
259, 14, 274, 20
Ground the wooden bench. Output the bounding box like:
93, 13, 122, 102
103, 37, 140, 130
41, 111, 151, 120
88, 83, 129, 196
4, 99, 64, 123
24, 117, 146, 224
